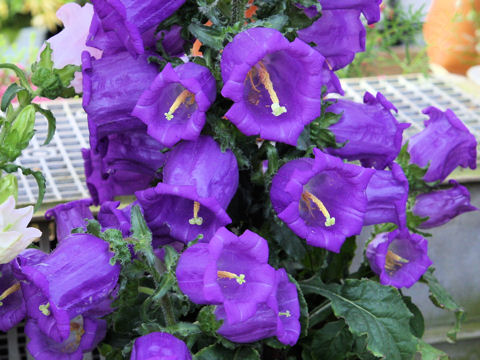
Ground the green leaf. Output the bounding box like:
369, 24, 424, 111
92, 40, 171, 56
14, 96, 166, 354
188, 23, 225, 51
301, 277, 417, 360
322, 236, 356, 283
421, 267, 465, 342
0, 63, 33, 92
35, 42, 54, 70
0, 174, 18, 204
1, 164, 45, 211
102, 228, 132, 266
130, 205, 153, 251
56, 64, 81, 88
1, 83, 23, 112
85, 219, 102, 238
403, 296, 425, 338
0, 104, 35, 162
302, 320, 354, 360
33, 104, 56, 145
197, 305, 224, 335
396, 143, 430, 191
194, 344, 260, 360
416, 339, 449, 360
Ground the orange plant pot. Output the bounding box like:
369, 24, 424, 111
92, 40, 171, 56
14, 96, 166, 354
423, 0, 480, 74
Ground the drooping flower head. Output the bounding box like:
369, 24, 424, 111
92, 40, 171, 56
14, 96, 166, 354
412, 180, 478, 229
81, 50, 158, 151
16, 234, 119, 342
45, 199, 94, 241
324, 92, 410, 170
364, 162, 409, 228
270, 149, 374, 252
130, 332, 192, 360
221, 27, 329, 146
408, 106, 477, 183
25, 316, 106, 360
91, 0, 186, 56
0, 263, 25, 332
0, 196, 41, 264
136, 136, 238, 245
82, 131, 165, 205
216, 267, 300, 345
366, 229, 432, 288
176, 227, 276, 324
132, 62, 216, 147
319, 0, 382, 24
298, 9, 366, 70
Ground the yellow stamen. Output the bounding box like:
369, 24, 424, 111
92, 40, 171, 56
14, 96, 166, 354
217, 270, 246, 285
279, 310, 291, 317
0, 283, 20, 305
164, 89, 195, 120
245, 61, 287, 116
385, 250, 409, 272
39, 302, 51, 316
301, 190, 335, 227
188, 201, 203, 226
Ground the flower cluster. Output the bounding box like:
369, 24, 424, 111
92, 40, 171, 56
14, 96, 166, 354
3, 0, 478, 359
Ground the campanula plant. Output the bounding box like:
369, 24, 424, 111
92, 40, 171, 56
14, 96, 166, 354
0, 0, 478, 359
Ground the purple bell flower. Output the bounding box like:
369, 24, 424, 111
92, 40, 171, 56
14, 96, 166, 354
82, 131, 165, 205
136, 136, 238, 245
130, 332, 192, 360
0, 263, 26, 332
271, 149, 374, 253
98, 200, 138, 236
364, 163, 409, 228
45, 199, 94, 241
325, 92, 410, 170
91, 0, 185, 56
221, 27, 329, 146
16, 234, 119, 342
176, 227, 276, 324
366, 229, 432, 288
216, 268, 300, 345
408, 107, 477, 183
86, 14, 125, 55
158, 25, 187, 58
319, 0, 382, 24
25, 316, 106, 360
132, 62, 216, 147
298, 9, 366, 70
81, 50, 158, 151
412, 180, 478, 229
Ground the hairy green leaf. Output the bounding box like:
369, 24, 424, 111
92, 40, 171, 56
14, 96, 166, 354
416, 339, 449, 360
421, 268, 465, 342
1, 83, 23, 112
33, 104, 56, 145
301, 277, 417, 360
194, 344, 260, 360
302, 320, 353, 360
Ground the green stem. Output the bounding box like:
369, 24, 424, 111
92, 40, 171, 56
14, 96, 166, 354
160, 294, 176, 327
138, 286, 155, 296
309, 301, 332, 328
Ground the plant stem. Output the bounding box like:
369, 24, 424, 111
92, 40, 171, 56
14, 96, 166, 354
231, 0, 245, 24
160, 294, 176, 327
138, 286, 155, 296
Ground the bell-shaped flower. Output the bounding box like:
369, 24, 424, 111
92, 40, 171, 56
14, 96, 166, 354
82, 131, 165, 205
91, 0, 186, 56
408, 107, 477, 183
136, 136, 238, 245
270, 149, 374, 253
412, 180, 478, 229
25, 316, 106, 360
15, 234, 119, 342
176, 227, 276, 324
86, 14, 125, 56
130, 332, 192, 360
132, 62, 216, 147
45, 199, 94, 241
43, 3, 102, 93
98, 200, 137, 237
364, 163, 409, 228
298, 9, 366, 70
366, 229, 432, 288
0, 263, 26, 332
325, 92, 410, 170
81, 50, 158, 151
319, 0, 382, 24
216, 268, 300, 345
0, 196, 41, 264
221, 27, 329, 146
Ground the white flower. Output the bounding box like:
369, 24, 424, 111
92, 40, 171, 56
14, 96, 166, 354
0, 196, 41, 264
